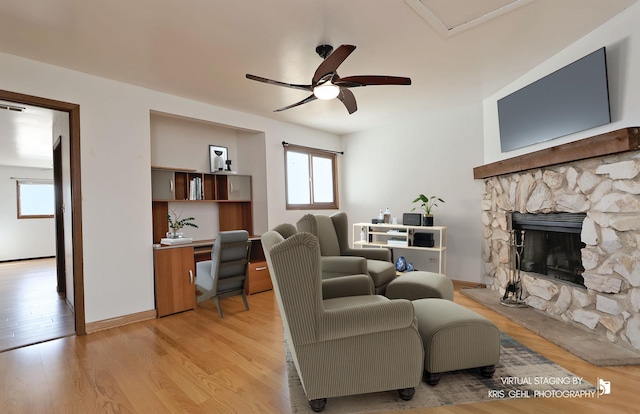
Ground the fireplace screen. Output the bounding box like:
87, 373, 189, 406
511, 212, 586, 287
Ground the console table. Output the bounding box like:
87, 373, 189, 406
352, 223, 447, 274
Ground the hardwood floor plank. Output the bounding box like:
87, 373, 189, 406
0, 258, 75, 352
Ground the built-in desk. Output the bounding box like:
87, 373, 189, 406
153, 237, 272, 317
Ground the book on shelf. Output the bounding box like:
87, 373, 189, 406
189, 176, 203, 200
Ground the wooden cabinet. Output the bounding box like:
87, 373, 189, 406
245, 261, 272, 295
151, 169, 176, 200
151, 167, 253, 243
227, 175, 251, 200
245, 237, 272, 295
154, 246, 196, 317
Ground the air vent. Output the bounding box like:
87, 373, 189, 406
0, 103, 26, 112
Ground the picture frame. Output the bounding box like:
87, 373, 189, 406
209, 145, 228, 172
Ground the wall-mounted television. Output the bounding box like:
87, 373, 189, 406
498, 47, 611, 152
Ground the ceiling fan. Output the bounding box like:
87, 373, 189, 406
246, 44, 411, 114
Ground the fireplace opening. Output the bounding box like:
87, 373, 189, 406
511, 212, 586, 287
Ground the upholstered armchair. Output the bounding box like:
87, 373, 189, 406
195, 230, 251, 317
261, 229, 423, 412
270, 223, 373, 298
296, 212, 396, 294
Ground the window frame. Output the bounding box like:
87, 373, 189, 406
16, 180, 55, 219
284, 144, 339, 210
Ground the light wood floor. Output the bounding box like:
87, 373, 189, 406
0, 286, 638, 413
0, 258, 75, 352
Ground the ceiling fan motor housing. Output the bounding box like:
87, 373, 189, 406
315, 44, 334, 59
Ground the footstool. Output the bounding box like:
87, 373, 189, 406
385, 271, 454, 301
412, 298, 500, 385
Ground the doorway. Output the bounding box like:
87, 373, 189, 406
0, 90, 85, 348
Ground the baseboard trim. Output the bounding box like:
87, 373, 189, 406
85, 309, 157, 333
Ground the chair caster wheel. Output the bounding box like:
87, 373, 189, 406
398, 387, 415, 401
480, 365, 496, 378
309, 398, 327, 412
424, 370, 441, 386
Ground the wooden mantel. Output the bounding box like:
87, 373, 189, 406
473, 127, 640, 179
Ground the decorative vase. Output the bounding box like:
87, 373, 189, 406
422, 215, 434, 226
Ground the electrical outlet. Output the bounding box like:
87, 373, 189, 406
428, 258, 438, 263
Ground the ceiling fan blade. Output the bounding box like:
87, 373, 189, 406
337, 88, 357, 114
246, 74, 312, 92
312, 45, 356, 85
334, 75, 412, 88
274, 94, 317, 112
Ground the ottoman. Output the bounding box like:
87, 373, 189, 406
412, 298, 500, 385
385, 271, 454, 301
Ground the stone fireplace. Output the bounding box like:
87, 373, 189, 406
477, 127, 640, 353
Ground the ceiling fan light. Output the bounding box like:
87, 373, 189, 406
313, 83, 340, 100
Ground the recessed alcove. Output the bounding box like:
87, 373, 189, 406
149, 111, 268, 237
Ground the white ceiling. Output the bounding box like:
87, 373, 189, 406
0, 0, 637, 167
0, 101, 62, 169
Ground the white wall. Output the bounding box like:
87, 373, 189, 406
483, 1, 640, 164
0, 166, 55, 261
0, 51, 339, 324
341, 102, 485, 283
237, 131, 269, 235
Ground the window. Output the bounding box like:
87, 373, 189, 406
285, 145, 338, 210
17, 180, 54, 218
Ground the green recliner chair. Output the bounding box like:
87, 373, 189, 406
261, 229, 424, 412
296, 212, 397, 294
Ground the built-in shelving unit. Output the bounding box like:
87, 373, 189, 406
151, 167, 253, 243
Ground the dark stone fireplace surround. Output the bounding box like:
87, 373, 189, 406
475, 127, 640, 352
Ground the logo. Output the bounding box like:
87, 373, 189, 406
598, 378, 611, 396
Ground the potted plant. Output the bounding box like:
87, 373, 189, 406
167, 209, 198, 238
411, 194, 445, 226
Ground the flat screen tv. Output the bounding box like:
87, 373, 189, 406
498, 47, 611, 152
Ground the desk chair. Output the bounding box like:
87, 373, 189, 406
196, 230, 252, 317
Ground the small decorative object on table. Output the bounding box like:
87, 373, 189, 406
411, 194, 445, 226
167, 209, 198, 239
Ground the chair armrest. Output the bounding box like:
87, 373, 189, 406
343, 247, 391, 262
320, 256, 368, 278
322, 275, 374, 299
319, 299, 416, 341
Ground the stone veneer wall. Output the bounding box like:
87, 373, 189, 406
481, 150, 640, 352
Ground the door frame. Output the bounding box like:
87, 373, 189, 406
0, 89, 86, 335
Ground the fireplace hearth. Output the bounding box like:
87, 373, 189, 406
512, 212, 586, 287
